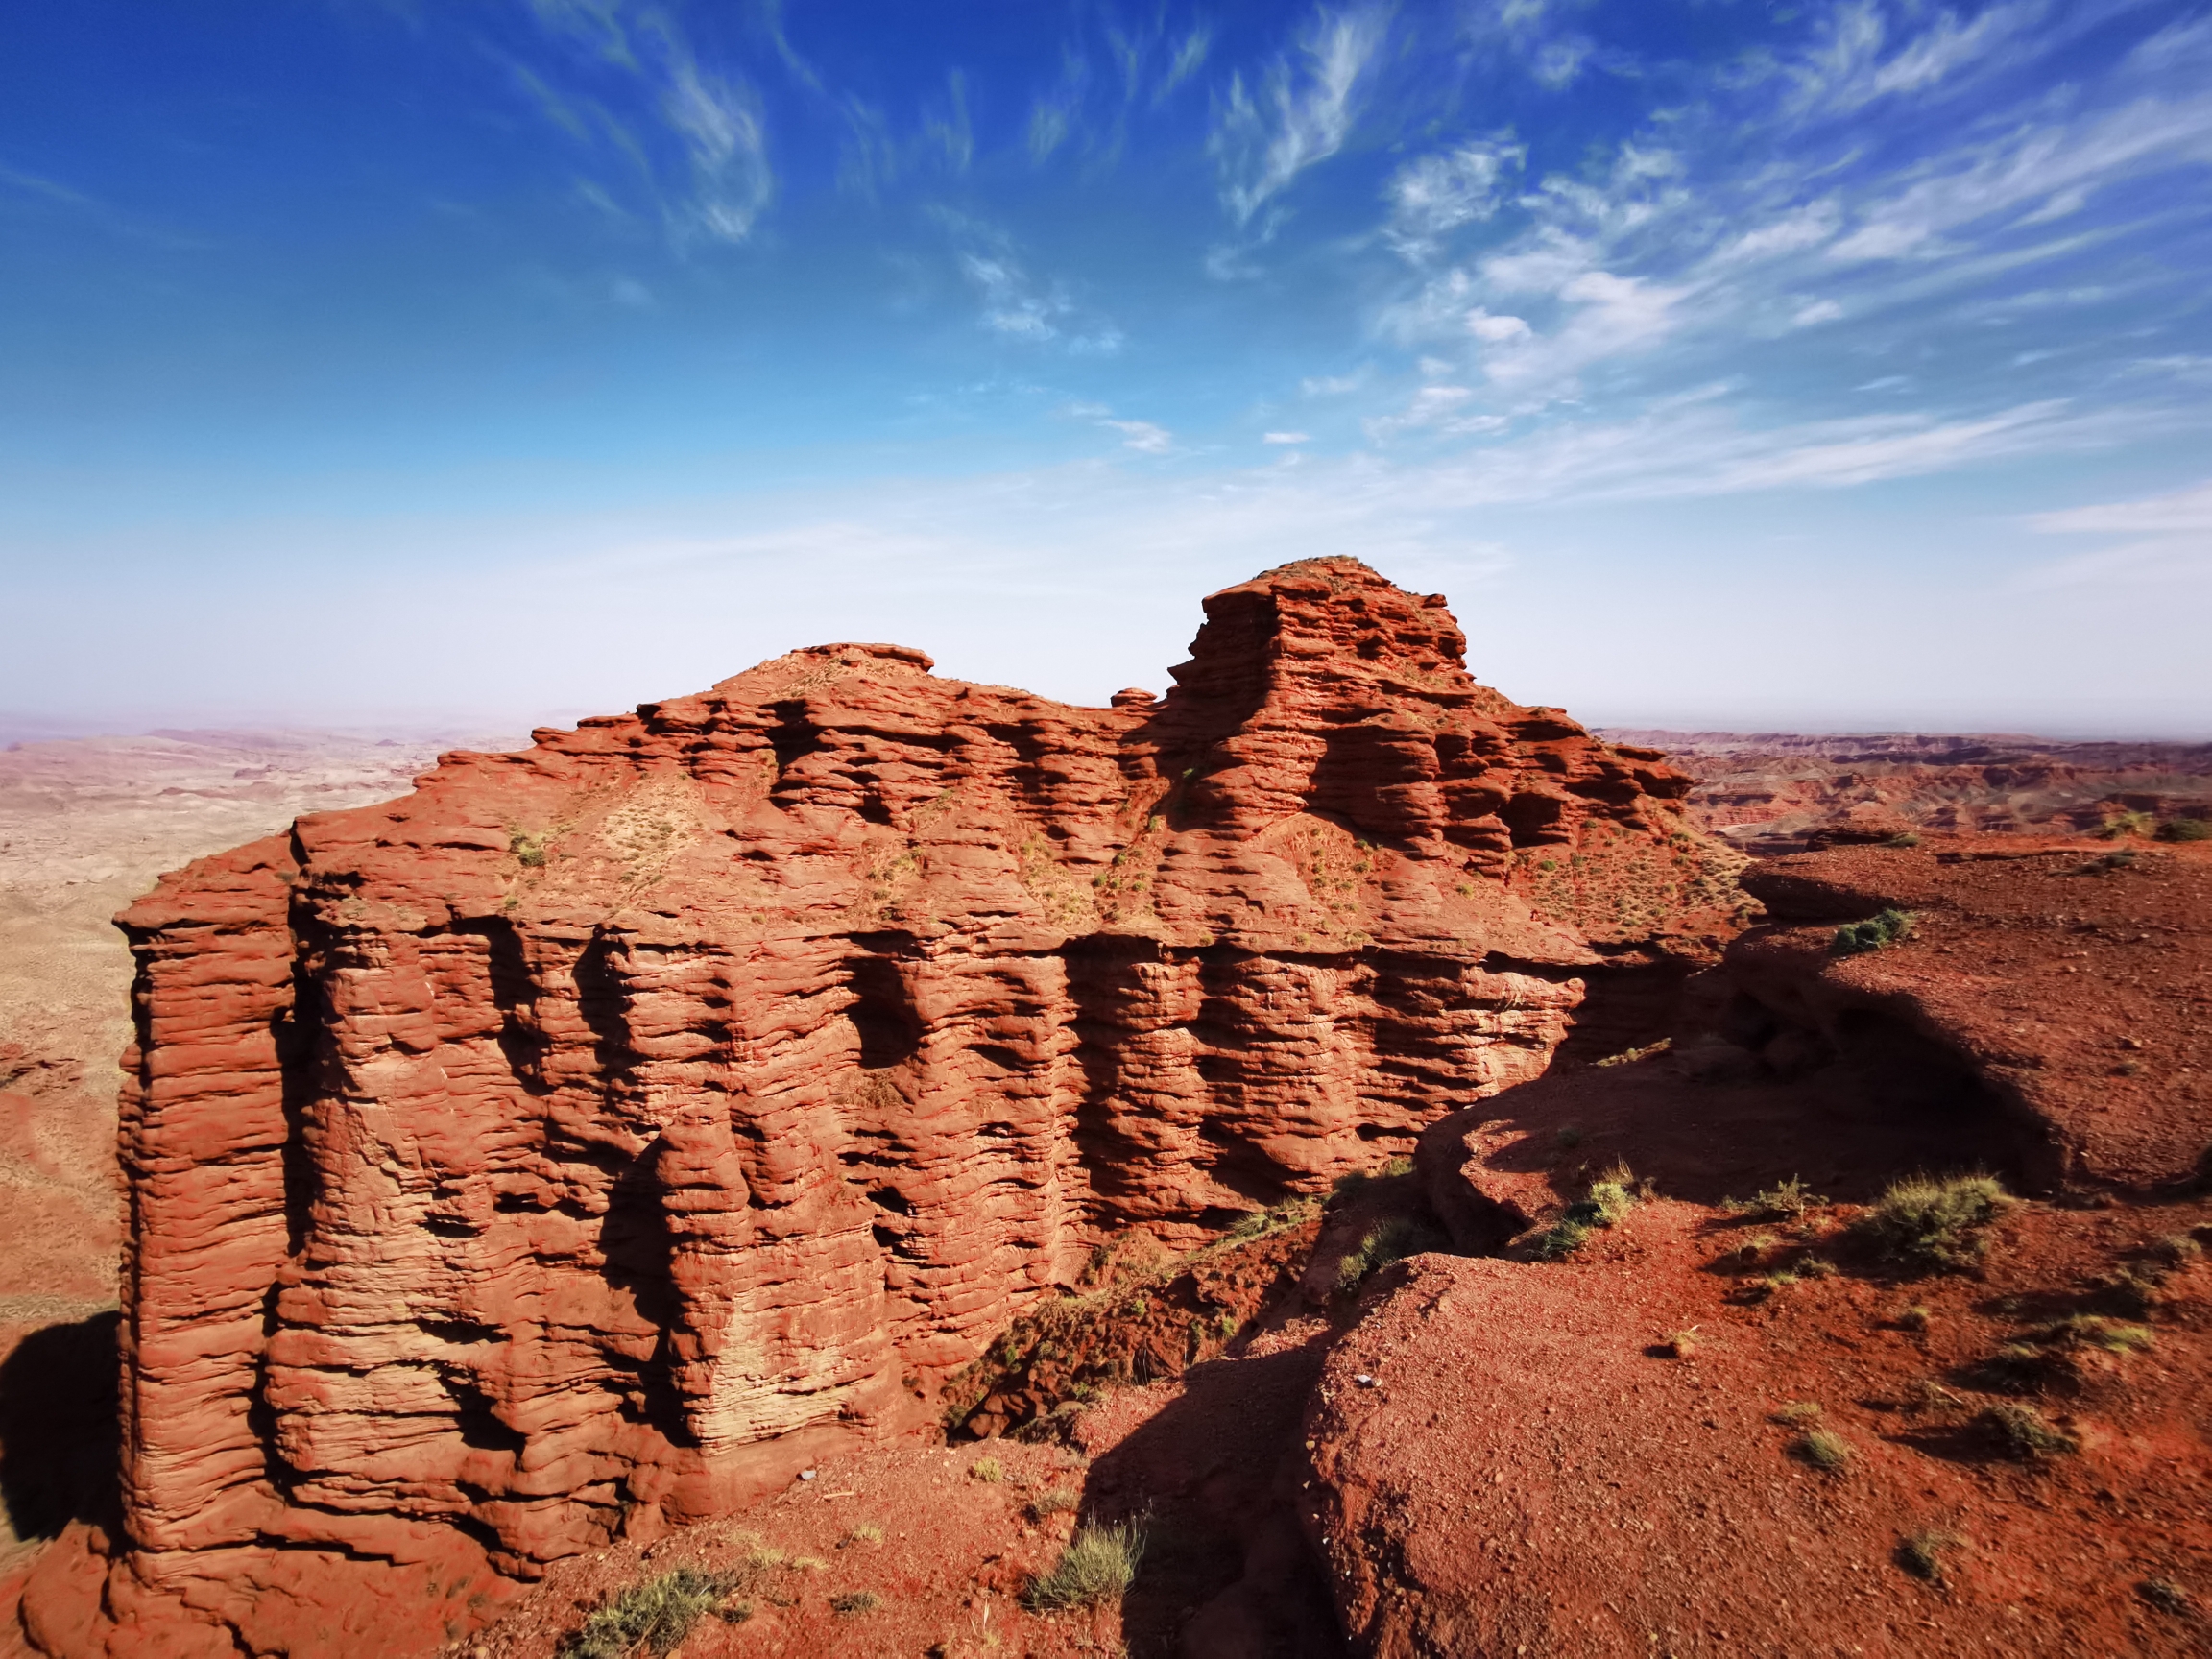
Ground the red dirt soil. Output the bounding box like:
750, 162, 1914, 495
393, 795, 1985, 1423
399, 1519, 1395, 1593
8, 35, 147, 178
1306, 1197, 2212, 1659
1305, 834, 2212, 1657
444, 1310, 1346, 1659
1729, 837, 2212, 1191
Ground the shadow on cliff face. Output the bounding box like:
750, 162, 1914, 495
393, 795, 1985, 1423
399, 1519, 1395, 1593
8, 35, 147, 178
0, 1310, 120, 1543
1544, 957, 1699, 1069
1078, 1337, 1345, 1659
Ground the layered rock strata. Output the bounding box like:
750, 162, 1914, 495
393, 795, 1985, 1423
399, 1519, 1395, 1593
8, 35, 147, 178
36, 558, 1743, 1655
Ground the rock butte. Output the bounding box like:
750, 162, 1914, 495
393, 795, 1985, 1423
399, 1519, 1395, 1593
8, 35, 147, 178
19, 559, 1744, 1656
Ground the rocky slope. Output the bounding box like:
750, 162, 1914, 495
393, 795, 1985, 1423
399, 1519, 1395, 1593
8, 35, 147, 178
12, 559, 1742, 1656
1311, 835, 2212, 1657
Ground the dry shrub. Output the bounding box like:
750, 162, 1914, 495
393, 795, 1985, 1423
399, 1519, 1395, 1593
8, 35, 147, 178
1980, 1402, 2079, 1460
561, 1568, 739, 1659
1856, 1173, 2012, 1273
1793, 1429, 1852, 1473
1023, 1521, 1146, 1611
1896, 1529, 1961, 1581
1027, 1487, 1081, 1521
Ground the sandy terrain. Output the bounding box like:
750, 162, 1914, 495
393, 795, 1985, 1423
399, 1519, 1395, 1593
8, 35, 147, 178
1601, 730, 2212, 850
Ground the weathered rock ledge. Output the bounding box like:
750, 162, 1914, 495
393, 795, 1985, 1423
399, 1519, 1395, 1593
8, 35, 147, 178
19, 558, 1744, 1656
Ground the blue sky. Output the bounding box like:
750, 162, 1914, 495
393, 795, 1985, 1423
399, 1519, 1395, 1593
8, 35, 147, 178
3, 0, 2210, 737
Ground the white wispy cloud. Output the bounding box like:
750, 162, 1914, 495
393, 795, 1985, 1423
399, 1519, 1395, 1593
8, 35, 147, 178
657, 40, 772, 242
1028, 84, 1079, 164
512, 0, 773, 245
1827, 89, 2212, 263
1209, 8, 1388, 227
1021, 17, 1214, 175
1383, 141, 1526, 260
0, 160, 208, 248
1103, 419, 1173, 453
1158, 26, 1214, 103
1262, 431, 1311, 444
1364, 385, 1511, 443
1346, 0, 2212, 441
830, 80, 985, 202
2025, 478, 2212, 535
919, 71, 974, 174
1352, 393, 2163, 518
950, 227, 1123, 353
1533, 36, 1594, 89
1459, 0, 1603, 95
1301, 369, 1370, 397
2018, 477, 2212, 589
1068, 402, 1174, 453
1786, 0, 2045, 119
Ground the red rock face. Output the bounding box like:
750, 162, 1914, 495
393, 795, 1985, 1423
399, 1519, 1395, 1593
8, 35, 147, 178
45, 559, 1743, 1655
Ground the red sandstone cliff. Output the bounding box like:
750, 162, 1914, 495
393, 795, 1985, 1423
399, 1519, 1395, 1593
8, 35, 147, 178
22, 559, 1745, 1656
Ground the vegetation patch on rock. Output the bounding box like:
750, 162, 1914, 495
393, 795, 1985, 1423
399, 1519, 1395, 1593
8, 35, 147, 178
943, 1202, 1319, 1439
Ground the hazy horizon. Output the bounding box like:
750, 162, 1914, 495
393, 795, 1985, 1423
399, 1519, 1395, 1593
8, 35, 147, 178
5, 1, 2209, 739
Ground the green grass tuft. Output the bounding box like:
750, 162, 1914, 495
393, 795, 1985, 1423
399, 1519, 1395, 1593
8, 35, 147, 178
1335, 1214, 1446, 1291
1896, 1529, 1960, 1581
1855, 1172, 2012, 1273
1980, 1402, 2079, 1460
2035, 1313, 2155, 1354
1533, 1164, 1638, 1259
1022, 1521, 1146, 1611
560, 1568, 739, 1659
1792, 1429, 1852, 1472
1832, 907, 1915, 955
